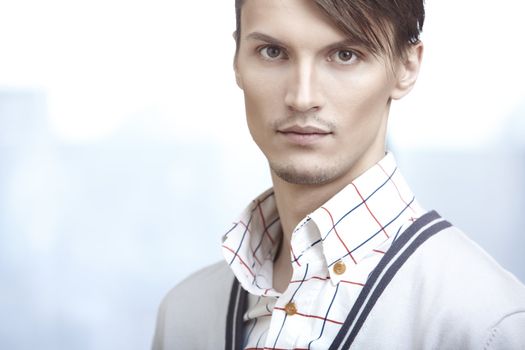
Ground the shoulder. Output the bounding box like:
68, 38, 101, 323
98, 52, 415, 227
355, 218, 525, 349
164, 260, 233, 302
381, 222, 525, 347
152, 261, 234, 350
414, 224, 525, 307
419, 225, 525, 341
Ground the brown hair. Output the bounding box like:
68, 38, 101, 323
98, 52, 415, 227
234, 0, 424, 60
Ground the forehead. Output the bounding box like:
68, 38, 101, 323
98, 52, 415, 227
240, 0, 349, 46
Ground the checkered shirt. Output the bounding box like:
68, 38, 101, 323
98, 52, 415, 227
221, 153, 425, 349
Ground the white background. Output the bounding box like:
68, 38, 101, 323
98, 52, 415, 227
0, 1, 524, 349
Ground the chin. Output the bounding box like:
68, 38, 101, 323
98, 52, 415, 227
270, 162, 339, 185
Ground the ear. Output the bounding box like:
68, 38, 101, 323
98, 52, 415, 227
233, 31, 244, 89
391, 42, 424, 100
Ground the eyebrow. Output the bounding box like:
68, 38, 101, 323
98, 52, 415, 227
245, 32, 286, 47
245, 31, 362, 51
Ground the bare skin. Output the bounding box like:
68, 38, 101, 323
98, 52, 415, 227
234, 0, 423, 293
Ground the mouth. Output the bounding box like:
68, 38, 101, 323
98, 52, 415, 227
276, 125, 332, 145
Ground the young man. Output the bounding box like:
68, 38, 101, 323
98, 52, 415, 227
153, 0, 525, 349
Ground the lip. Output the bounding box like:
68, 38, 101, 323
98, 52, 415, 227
277, 125, 332, 145
278, 125, 331, 134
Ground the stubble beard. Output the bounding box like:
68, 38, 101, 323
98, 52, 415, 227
270, 161, 338, 185
267, 115, 341, 185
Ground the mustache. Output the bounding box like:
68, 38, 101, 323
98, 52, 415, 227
272, 113, 336, 132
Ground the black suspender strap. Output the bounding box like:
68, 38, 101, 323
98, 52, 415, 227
225, 278, 248, 350
329, 210, 452, 350
225, 210, 452, 350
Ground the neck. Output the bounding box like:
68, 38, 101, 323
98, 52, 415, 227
272, 176, 340, 244
270, 149, 387, 292
270, 164, 367, 292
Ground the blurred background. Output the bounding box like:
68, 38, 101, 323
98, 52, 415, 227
0, 0, 524, 349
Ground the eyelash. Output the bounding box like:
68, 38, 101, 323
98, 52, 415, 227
328, 48, 361, 65
257, 45, 361, 65
257, 45, 288, 61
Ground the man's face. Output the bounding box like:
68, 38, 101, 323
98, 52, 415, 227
235, 0, 413, 186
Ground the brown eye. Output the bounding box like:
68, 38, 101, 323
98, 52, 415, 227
266, 46, 281, 58
259, 45, 286, 60
329, 49, 358, 65
338, 50, 354, 62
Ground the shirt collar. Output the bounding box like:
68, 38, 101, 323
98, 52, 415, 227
221, 188, 282, 295
305, 152, 423, 284
222, 152, 424, 294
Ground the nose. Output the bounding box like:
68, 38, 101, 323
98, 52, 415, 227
284, 61, 324, 113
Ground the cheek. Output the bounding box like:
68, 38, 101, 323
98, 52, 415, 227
242, 74, 285, 128
242, 86, 275, 147
332, 72, 393, 119
327, 73, 392, 145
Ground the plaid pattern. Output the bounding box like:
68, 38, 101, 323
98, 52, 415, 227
222, 153, 425, 349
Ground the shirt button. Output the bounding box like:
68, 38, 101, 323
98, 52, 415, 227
284, 302, 297, 316
333, 261, 346, 275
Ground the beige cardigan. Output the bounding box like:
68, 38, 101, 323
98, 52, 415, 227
152, 211, 525, 349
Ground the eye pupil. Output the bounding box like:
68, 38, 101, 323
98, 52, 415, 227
267, 47, 281, 58
338, 50, 353, 61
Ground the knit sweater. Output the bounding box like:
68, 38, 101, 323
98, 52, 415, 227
152, 211, 525, 349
